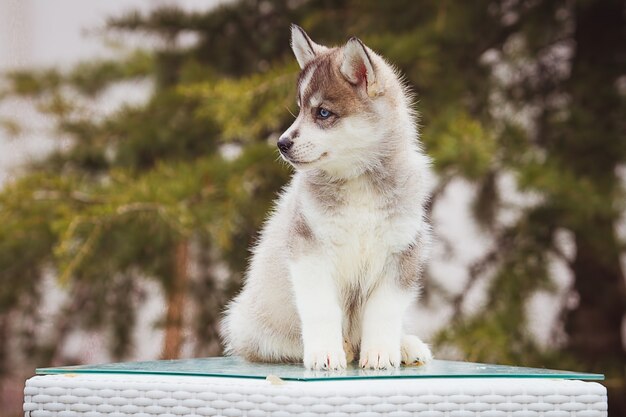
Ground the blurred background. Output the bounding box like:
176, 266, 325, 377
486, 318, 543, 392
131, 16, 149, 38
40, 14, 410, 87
0, 0, 624, 415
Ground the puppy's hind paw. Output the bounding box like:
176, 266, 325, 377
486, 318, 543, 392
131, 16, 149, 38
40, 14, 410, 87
401, 334, 433, 366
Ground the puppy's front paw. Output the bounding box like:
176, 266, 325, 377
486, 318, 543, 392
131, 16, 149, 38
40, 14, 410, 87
359, 347, 401, 370
401, 334, 433, 365
304, 349, 347, 370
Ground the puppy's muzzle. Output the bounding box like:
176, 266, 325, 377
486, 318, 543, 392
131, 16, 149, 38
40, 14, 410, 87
277, 136, 294, 154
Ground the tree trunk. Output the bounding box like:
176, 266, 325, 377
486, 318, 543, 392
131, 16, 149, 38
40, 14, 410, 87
563, 0, 626, 361
161, 240, 189, 360
567, 221, 626, 361
0, 314, 7, 375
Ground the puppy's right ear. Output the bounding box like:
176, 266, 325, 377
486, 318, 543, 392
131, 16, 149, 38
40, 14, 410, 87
290, 24, 325, 69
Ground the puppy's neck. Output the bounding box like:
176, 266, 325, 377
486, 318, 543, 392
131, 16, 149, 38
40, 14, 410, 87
303, 149, 402, 194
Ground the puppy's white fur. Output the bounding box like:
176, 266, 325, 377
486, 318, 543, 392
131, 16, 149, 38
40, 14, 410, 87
221, 25, 434, 370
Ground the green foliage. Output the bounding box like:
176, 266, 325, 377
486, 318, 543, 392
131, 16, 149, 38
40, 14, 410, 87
5, 50, 153, 99
424, 109, 496, 180
179, 62, 298, 142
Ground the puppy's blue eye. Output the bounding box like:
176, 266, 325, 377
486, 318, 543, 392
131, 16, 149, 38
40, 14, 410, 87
317, 107, 332, 119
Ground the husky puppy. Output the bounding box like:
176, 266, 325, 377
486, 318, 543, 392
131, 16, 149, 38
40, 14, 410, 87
221, 25, 433, 370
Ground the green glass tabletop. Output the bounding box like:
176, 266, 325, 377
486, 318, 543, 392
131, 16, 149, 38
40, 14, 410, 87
36, 357, 604, 382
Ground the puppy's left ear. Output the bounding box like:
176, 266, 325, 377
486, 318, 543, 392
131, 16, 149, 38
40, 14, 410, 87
340, 37, 382, 97
291, 24, 326, 69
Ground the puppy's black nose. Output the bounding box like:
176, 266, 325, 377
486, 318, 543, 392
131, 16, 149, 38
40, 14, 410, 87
277, 136, 294, 153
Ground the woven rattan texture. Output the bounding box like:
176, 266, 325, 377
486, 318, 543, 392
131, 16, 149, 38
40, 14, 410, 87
24, 373, 607, 417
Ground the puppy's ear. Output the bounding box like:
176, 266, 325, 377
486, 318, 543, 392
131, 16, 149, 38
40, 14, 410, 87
340, 37, 382, 97
290, 24, 325, 69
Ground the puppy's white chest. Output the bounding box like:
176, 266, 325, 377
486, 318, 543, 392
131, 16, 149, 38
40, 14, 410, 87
329, 183, 416, 246
308, 187, 410, 282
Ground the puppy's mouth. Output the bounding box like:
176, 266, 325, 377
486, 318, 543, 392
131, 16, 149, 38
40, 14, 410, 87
286, 152, 329, 166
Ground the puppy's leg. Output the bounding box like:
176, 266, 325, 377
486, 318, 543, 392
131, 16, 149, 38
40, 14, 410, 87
289, 255, 346, 370
359, 280, 414, 369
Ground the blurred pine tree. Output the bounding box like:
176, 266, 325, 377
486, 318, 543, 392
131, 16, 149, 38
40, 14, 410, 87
0, 0, 623, 412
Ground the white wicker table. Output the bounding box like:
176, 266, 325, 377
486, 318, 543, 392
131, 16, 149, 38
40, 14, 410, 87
24, 358, 608, 416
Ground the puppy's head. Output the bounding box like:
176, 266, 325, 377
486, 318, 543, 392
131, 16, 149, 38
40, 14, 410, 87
278, 25, 400, 178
